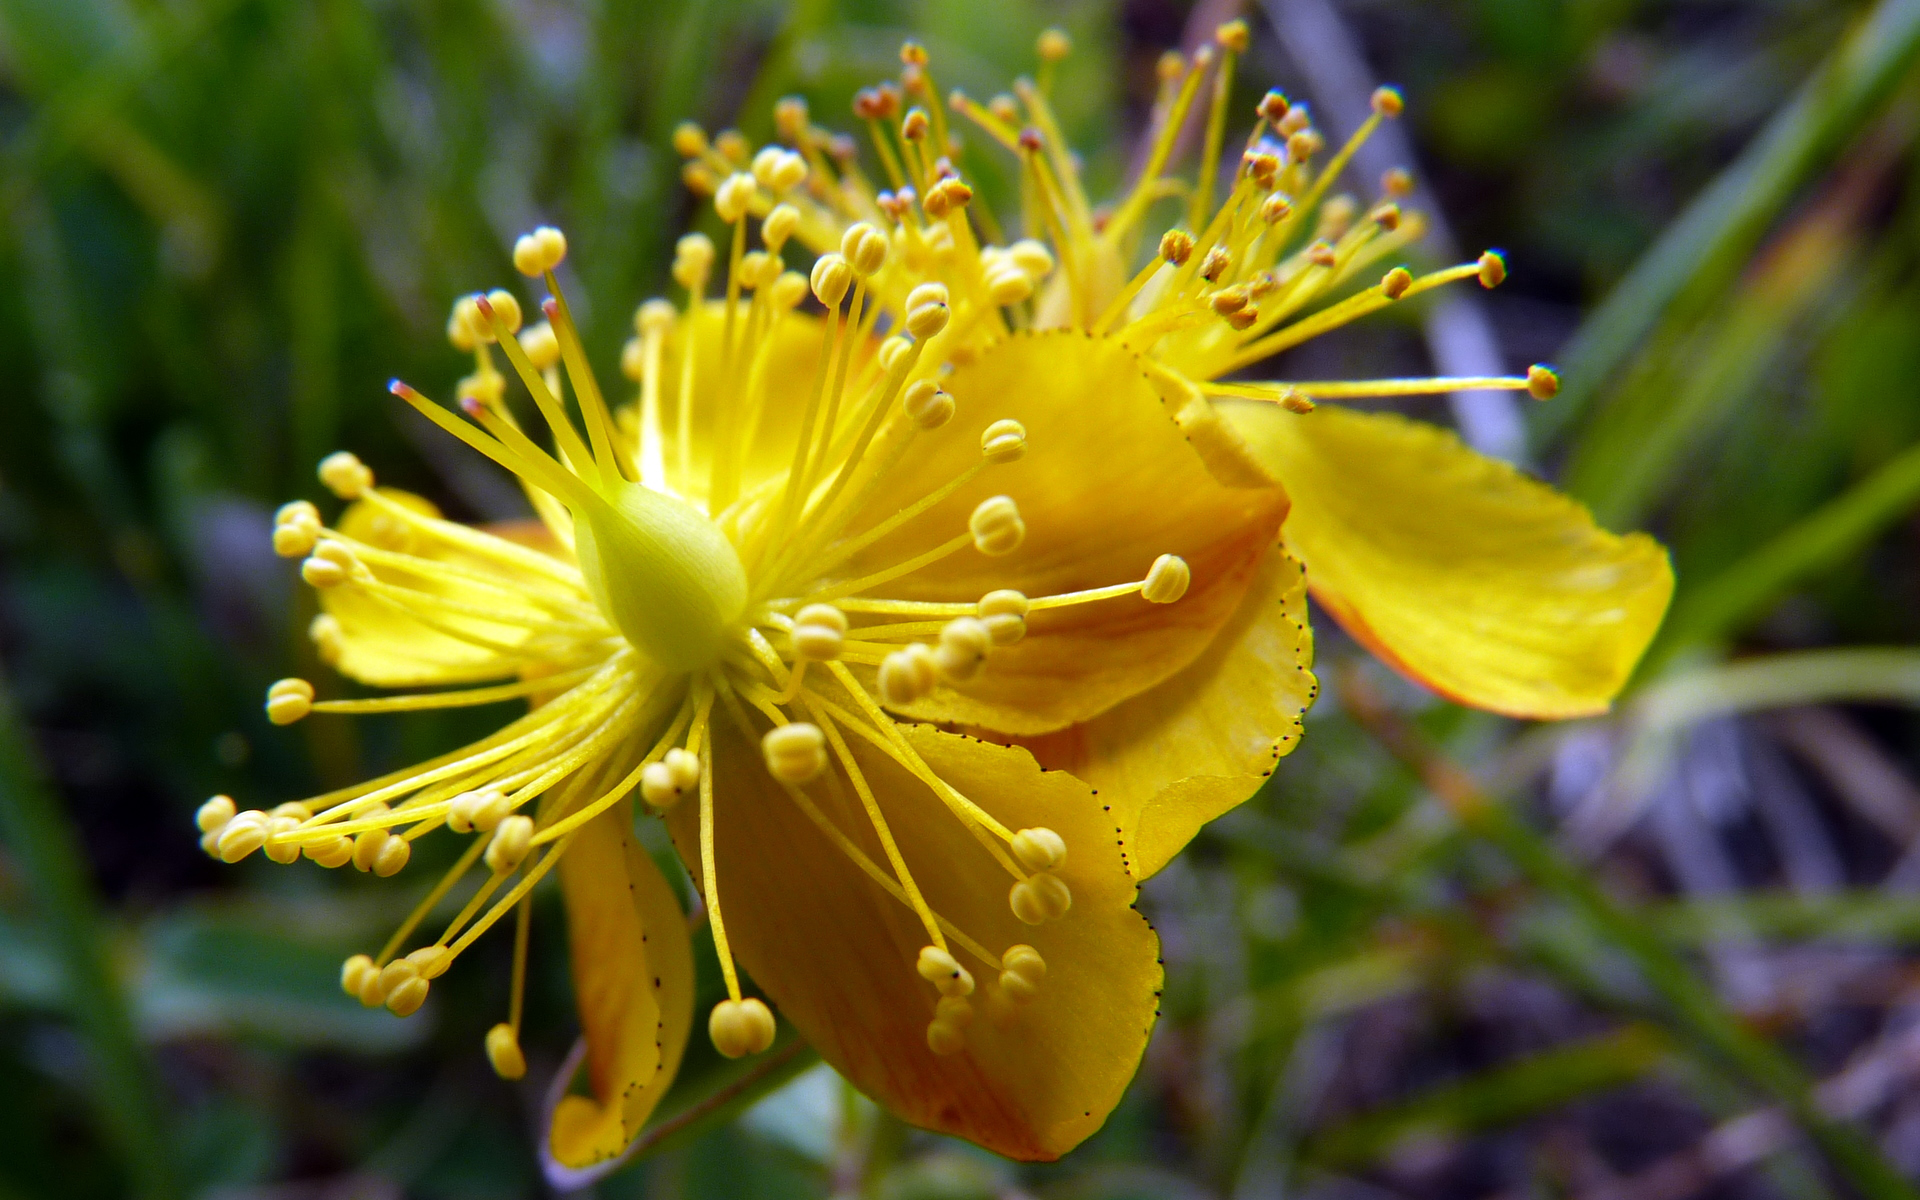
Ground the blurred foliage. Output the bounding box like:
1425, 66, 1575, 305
5, 0, 1920, 1197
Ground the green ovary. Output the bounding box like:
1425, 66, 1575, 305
574, 480, 749, 672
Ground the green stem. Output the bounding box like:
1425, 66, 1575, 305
0, 669, 177, 1200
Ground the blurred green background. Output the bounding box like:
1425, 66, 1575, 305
7, 0, 1920, 1196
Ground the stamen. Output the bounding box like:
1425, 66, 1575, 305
710, 997, 777, 1058
762, 721, 829, 783
1008, 871, 1072, 924
265, 677, 313, 725
1010, 827, 1066, 872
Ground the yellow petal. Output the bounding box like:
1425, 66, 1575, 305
666, 712, 1161, 1161
549, 801, 694, 1170
322, 491, 563, 687
1223, 402, 1674, 718
835, 330, 1289, 734
1026, 548, 1316, 878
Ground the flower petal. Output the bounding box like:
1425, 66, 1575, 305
1222, 401, 1674, 718
549, 801, 694, 1170
322, 492, 567, 687
834, 330, 1289, 734
665, 711, 1161, 1161
1025, 547, 1316, 878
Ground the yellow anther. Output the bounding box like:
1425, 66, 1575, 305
305, 835, 353, 868
901, 108, 930, 142
979, 419, 1027, 464
448, 787, 491, 833
385, 974, 429, 1017
475, 289, 521, 339
641, 747, 702, 810
927, 1017, 966, 1056
300, 543, 354, 589
620, 337, 646, 382
1211, 287, 1250, 316
1478, 250, 1508, 288
217, 810, 270, 862
263, 815, 303, 864
771, 271, 809, 309
1305, 241, 1338, 268
1243, 151, 1281, 187
372, 835, 411, 877
1157, 50, 1186, 82
740, 250, 773, 291
352, 827, 392, 873
900, 39, 929, 66
518, 320, 561, 371
486, 1023, 527, 1079
709, 997, 776, 1058
762, 203, 800, 250
446, 301, 478, 352
1371, 202, 1402, 232
672, 233, 715, 287
485, 815, 535, 874
976, 589, 1027, 645
906, 300, 949, 338
714, 173, 756, 224
1159, 229, 1194, 266
1142, 553, 1191, 604
843, 223, 889, 276
356, 966, 387, 1008
762, 722, 828, 784
512, 226, 568, 277
773, 96, 808, 141
265, 677, 313, 726
877, 335, 914, 372
750, 146, 783, 189
1382, 267, 1413, 299
1527, 364, 1561, 400
935, 995, 975, 1029
341, 954, 376, 999
406, 945, 451, 979
1010, 827, 1066, 872
969, 495, 1025, 557
671, 121, 708, 157
1199, 246, 1231, 282
1279, 105, 1311, 135
1036, 28, 1071, 61
1275, 387, 1315, 414
196, 794, 236, 834
272, 501, 322, 558
456, 371, 504, 408
933, 617, 991, 682
272, 801, 311, 820
318, 451, 373, 500
878, 643, 939, 706
1258, 90, 1291, 123
903, 381, 954, 430
905, 282, 949, 311
999, 944, 1046, 1001
310, 613, 343, 665
636, 299, 676, 336
985, 266, 1033, 306
916, 945, 975, 997
1287, 129, 1323, 164
714, 129, 751, 163
378, 958, 418, 995
1009, 872, 1072, 924
1382, 166, 1415, 197
1371, 85, 1405, 118
925, 178, 973, 219
793, 603, 847, 661
810, 253, 852, 307
1261, 193, 1294, 225
1008, 239, 1055, 279
1216, 19, 1250, 52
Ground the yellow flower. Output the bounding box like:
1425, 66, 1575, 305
200, 24, 1670, 1170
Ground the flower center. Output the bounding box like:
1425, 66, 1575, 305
574, 479, 748, 672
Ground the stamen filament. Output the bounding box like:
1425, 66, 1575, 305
540, 286, 624, 482
307, 668, 602, 716
376, 837, 488, 964
1208, 375, 1536, 401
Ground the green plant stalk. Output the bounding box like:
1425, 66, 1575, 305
1341, 671, 1919, 1200
0, 670, 177, 1200
1537, 0, 1920, 448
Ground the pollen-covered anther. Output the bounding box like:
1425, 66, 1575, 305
1258, 89, 1291, 123
1382, 267, 1413, 299
471, 290, 522, 340
916, 945, 976, 997
999, 943, 1047, 1003
1210, 287, 1249, 316
1382, 166, 1415, 197
641, 748, 701, 810
1371, 202, 1402, 231
1478, 250, 1508, 289
1037, 27, 1071, 60
810, 253, 852, 307
924, 178, 973, 221
511, 225, 567, 277
1142, 553, 1191, 604
197, 794, 236, 836
672, 233, 715, 288
380, 959, 429, 1017
877, 336, 913, 372
1243, 151, 1281, 189
901, 108, 931, 142
1261, 193, 1294, 225
1287, 129, 1324, 163
715, 172, 757, 223
1277, 387, 1316, 414
1215, 18, 1250, 52
1306, 241, 1338, 268
318, 451, 373, 500
216, 809, 270, 862
761, 203, 801, 251
933, 617, 992, 682
903, 381, 954, 430
341, 953, 376, 1001
1159, 230, 1195, 266
842, 222, 890, 276
305, 835, 353, 869
710, 997, 777, 1058
272, 501, 322, 558
485, 1023, 526, 1079
485, 814, 535, 874
980, 419, 1027, 464
1224, 306, 1259, 331
518, 320, 561, 371
1011, 827, 1066, 873
671, 121, 708, 157
984, 264, 1033, 306
265, 677, 313, 725
792, 603, 847, 661
969, 495, 1025, 556
763, 722, 828, 784
1527, 364, 1561, 400
263, 813, 304, 865
976, 589, 1028, 645
1199, 246, 1231, 282
878, 643, 939, 706
751, 147, 807, 193
906, 298, 949, 339
714, 129, 750, 163
1371, 85, 1405, 117
1009, 872, 1072, 925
